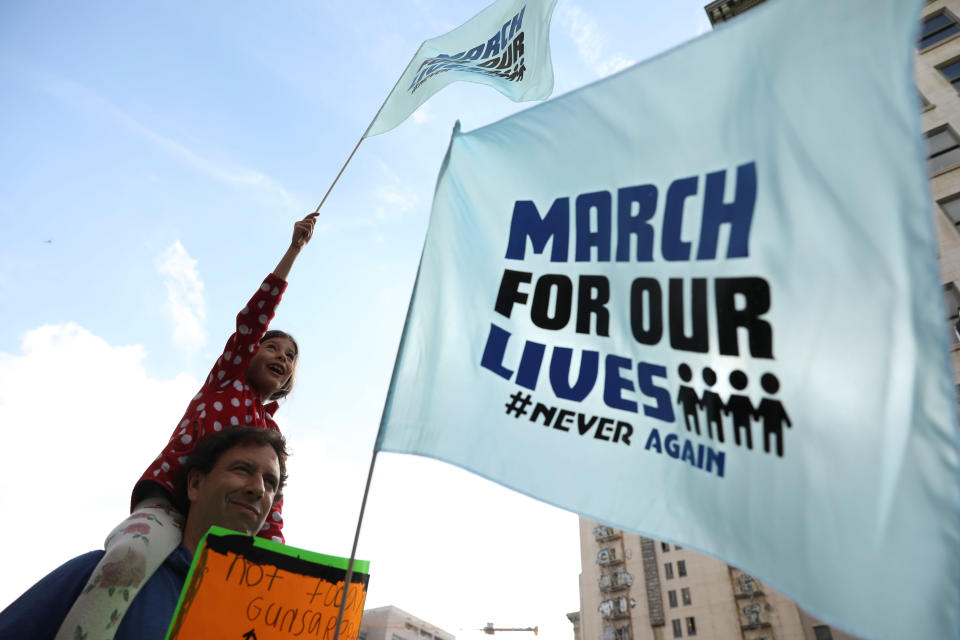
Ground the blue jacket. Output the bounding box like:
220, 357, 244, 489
0, 547, 191, 640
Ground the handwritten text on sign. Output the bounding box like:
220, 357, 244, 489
166, 528, 370, 640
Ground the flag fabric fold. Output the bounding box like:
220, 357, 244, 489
377, 0, 960, 637
364, 0, 557, 138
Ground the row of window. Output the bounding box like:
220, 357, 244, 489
813, 624, 834, 640
926, 126, 960, 174
664, 560, 687, 579
917, 11, 960, 172
670, 617, 697, 638
603, 623, 631, 640
945, 283, 960, 345
924, 121, 960, 347
667, 587, 692, 607
919, 10, 960, 119
381, 627, 435, 640
660, 542, 682, 552
593, 525, 619, 542
597, 547, 619, 564
920, 10, 960, 50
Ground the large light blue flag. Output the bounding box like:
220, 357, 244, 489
364, 0, 557, 138
377, 0, 960, 637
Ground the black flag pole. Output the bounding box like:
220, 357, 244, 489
331, 448, 379, 640
328, 95, 427, 640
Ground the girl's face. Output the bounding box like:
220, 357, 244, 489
245, 337, 297, 401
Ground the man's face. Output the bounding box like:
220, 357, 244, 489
186, 442, 280, 539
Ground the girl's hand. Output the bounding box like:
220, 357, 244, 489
292, 212, 319, 248
273, 212, 318, 280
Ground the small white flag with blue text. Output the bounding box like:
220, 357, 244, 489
364, 0, 557, 138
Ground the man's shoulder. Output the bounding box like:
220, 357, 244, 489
0, 550, 105, 640
53, 549, 107, 575
0, 547, 191, 640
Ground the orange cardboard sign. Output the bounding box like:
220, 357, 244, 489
166, 527, 370, 640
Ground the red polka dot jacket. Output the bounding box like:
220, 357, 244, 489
134, 273, 288, 542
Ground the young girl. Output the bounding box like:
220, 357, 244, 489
55, 212, 317, 640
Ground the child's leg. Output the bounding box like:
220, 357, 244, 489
54, 498, 184, 640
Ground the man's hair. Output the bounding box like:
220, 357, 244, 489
173, 426, 289, 514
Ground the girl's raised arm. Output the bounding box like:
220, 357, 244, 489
206, 212, 318, 387
273, 212, 318, 281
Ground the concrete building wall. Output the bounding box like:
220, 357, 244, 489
919, 0, 960, 381
359, 606, 456, 640
568, 612, 583, 640
578, 519, 806, 640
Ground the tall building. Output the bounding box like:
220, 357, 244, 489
703, 0, 768, 25
920, 0, 960, 377
571, 1, 960, 640
359, 606, 456, 640
573, 520, 857, 640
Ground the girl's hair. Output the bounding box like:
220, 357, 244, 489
261, 330, 298, 401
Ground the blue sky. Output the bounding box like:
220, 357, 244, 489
0, 1, 711, 637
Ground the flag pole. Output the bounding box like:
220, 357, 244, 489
330, 180, 434, 640
313, 136, 365, 214
331, 448, 379, 640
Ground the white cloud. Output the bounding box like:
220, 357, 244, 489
374, 184, 419, 224
557, 4, 635, 78
157, 241, 207, 355
410, 104, 435, 125
0, 323, 199, 608
0, 324, 583, 639
371, 158, 420, 224
315, 156, 422, 232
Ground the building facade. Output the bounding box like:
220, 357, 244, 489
920, 0, 960, 381
572, 1, 960, 640
703, 0, 768, 25
359, 606, 456, 640
574, 520, 857, 640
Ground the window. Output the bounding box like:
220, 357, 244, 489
677, 560, 687, 577
661, 542, 670, 552
940, 194, 960, 230
664, 562, 674, 579
598, 548, 618, 564
606, 624, 632, 640
938, 57, 960, 91
920, 11, 960, 49
593, 525, 618, 541
686, 617, 697, 636
926, 127, 960, 173
358, 633, 368, 640
671, 619, 682, 638
813, 626, 834, 640
945, 283, 960, 344
681, 587, 692, 605
668, 590, 678, 608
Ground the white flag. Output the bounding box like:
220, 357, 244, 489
364, 0, 557, 138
